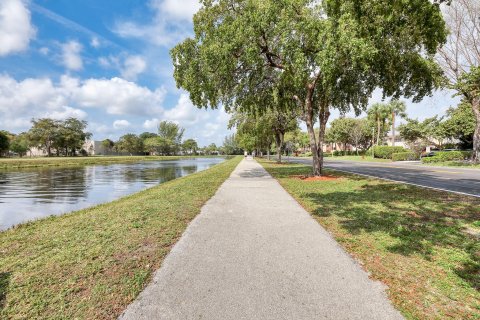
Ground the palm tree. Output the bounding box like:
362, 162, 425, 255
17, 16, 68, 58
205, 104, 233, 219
386, 100, 407, 146
367, 103, 390, 145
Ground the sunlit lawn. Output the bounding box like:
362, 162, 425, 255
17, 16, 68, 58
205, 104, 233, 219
260, 159, 480, 320
0, 156, 241, 319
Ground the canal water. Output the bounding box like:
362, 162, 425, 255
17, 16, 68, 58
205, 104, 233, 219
0, 157, 225, 231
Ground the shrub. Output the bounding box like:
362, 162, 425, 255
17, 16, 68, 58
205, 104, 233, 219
332, 150, 362, 156
371, 146, 406, 159
422, 151, 472, 163
392, 152, 418, 161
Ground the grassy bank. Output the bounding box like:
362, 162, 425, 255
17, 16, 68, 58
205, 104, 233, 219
421, 161, 480, 169
0, 156, 241, 319
259, 160, 479, 320
0, 155, 220, 169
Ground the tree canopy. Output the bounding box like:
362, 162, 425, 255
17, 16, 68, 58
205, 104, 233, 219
172, 0, 447, 175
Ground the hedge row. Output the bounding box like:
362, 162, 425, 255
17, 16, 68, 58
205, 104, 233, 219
422, 151, 472, 163
392, 152, 418, 161
372, 146, 406, 159
332, 150, 361, 156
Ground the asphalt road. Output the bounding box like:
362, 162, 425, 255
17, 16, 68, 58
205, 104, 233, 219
291, 158, 480, 198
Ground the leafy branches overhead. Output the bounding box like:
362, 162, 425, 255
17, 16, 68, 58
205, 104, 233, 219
172, 0, 447, 175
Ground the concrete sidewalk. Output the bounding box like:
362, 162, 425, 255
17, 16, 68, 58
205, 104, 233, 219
119, 158, 403, 320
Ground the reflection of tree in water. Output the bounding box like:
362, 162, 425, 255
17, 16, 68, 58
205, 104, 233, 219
0, 167, 88, 204
31, 167, 88, 203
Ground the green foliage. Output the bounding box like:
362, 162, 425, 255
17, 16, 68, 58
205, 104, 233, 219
27, 118, 91, 157
182, 139, 198, 155
101, 139, 114, 153
333, 150, 362, 157
171, 0, 446, 175
116, 134, 144, 155
139, 132, 158, 141
157, 121, 185, 155
372, 146, 406, 159
0, 131, 9, 156
9, 133, 29, 157
222, 134, 242, 155
392, 152, 418, 161
442, 103, 476, 149
422, 151, 473, 163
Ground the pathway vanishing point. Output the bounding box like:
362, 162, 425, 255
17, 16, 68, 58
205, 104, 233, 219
120, 158, 404, 320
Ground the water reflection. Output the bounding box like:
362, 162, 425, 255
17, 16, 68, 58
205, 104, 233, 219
0, 158, 225, 230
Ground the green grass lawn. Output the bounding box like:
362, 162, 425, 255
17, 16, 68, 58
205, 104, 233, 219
0, 155, 221, 169
421, 161, 480, 169
259, 160, 479, 320
0, 156, 242, 319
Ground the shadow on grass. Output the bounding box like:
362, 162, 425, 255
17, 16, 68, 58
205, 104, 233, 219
306, 183, 480, 290
263, 161, 480, 291
0, 272, 10, 310
263, 162, 366, 181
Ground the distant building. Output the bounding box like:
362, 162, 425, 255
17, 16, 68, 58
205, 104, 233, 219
82, 140, 108, 156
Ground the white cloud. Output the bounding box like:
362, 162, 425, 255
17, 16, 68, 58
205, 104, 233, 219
39, 47, 49, 55
143, 118, 160, 129
164, 94, 204, 125
113, 0, 201, 47
113, 119, 131, 129
121, 55, 147, 80
44, 106, 87, 120
0, 0, 36, 56
74, 77, 166, 115
144, 93, 231, 145
157, 0, 201, 21
90, 37, 100, 48
0, 74, 167, 131
61, 40, 83, 71
98, 54, 147, 80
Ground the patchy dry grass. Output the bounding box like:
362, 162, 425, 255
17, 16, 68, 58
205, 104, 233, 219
0, 156, 241, 319
0, 155, 221, 169
260, 159, 480, 320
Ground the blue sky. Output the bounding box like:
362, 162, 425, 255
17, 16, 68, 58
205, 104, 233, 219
0, 0, 459, 145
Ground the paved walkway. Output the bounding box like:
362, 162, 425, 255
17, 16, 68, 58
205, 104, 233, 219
119, 158, 403, 320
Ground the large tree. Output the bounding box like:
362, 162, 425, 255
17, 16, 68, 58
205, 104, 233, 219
182, 139, 198, 155
28, 118, 60, 157
386, 101, 407, 146
157, 121, 185, 155
437, 0, 480, 161
0, 131, 9, 157
222, 134, 242, 155
116, 134, 144, 155
171, 0, 446, 175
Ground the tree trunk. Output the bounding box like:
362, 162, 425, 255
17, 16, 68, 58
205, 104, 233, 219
377, 117, 381, 145
317, 101, 330, 175
304, 90, 321, 176
472, 98, 480, 162
391, 112, 396, 147
274, 132, 284, 163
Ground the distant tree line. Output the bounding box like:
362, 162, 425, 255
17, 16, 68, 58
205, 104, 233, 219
98, 121, 223, 156
0, 118, 91, 157
0, 119, 225, 158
